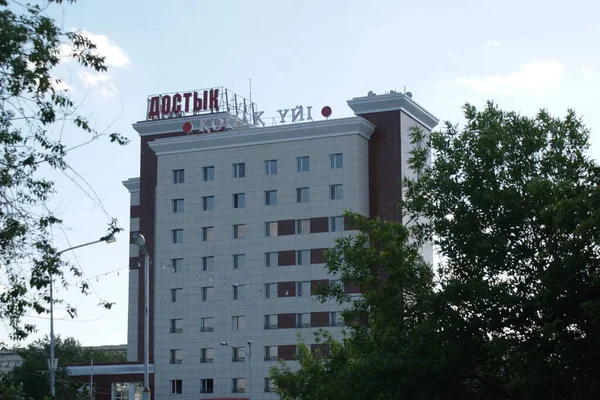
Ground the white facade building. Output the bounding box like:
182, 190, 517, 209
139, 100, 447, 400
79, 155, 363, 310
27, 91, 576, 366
117, 89, 438, 400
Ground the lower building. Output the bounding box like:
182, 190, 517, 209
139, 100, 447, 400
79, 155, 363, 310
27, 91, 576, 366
69, 87, 438, 400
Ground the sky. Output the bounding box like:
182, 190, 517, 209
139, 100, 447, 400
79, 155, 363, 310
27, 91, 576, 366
1, 0, 599, 347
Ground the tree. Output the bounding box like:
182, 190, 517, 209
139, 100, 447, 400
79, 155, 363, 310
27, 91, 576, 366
271, 102, 600, 399
0, 0, 129, 341
0, 375, 32, 400
5, 335, 126, 400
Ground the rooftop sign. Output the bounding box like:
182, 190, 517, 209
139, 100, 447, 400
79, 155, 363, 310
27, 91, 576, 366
145, 86, 333, 135
146, 87, 256, 123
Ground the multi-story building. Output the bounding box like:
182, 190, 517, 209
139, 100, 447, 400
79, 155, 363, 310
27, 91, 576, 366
69, 87, 438, 400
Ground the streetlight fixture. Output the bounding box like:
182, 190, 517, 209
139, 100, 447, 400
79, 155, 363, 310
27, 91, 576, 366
221, 340, 252, 398
49, 233, 117, 399
132, 232, 150, 400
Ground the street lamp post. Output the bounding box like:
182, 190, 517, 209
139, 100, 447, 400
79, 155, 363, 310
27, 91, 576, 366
132, 233, 151, 400
50, 233, 116, 399
221, 341, 252, 398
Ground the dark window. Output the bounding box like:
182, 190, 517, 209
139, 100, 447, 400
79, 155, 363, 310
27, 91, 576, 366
203, 166, 215, 181
233, 163, 245, 178
172, 169, 184, 183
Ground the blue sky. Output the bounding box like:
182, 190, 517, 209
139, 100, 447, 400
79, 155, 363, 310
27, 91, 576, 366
1, 0, 598, 346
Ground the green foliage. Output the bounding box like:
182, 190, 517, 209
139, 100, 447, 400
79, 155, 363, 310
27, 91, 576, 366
7, 336, 126, 400
0, 0, 129, 340
271, 102, 600, 399
0, 375, 32, 400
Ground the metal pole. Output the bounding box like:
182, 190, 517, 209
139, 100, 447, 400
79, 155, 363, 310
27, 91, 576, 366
90, 358, 93, 400
48, 234, 116, 400
247, 342, 252, 400
142, 252, 150, 400
49, 277, 55, 399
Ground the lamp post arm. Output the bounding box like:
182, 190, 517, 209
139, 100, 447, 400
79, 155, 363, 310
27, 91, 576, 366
228, 345, 250, 358
58, 239, 103, 255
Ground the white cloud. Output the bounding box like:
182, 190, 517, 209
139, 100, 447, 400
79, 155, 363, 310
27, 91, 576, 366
486, 40, 501, 48
52, 79, 74, 93
582, 66, 596, 79
458, 60, 566, 94
78, 70, 111, 87
98, 84, 119, 99
79, 29, 130, 68
61, 29, 130, 68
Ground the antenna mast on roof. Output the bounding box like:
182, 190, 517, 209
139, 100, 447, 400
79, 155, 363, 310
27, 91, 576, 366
249, 78, 255, 125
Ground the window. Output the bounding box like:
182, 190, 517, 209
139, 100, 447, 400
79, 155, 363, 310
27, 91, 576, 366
201, 379, 214, 393
233, 163, 245, 178
265, 190, 277, 205
296, 156, 309, 172
330, 279, 343, 290
233, 378, 246, 393
202, 256, 214, 271
264, 314, 278, 329
297, 281, 310, 297
170, 319, 182, 333
296, 187, 309, 203
171, 258, 183, 273
112, 382, 143, 400
331, 311, 344, 327
232, 347, 246, 362
203, 166, 215, 181
265, 221, 278, 237
81, 383, 95, 398
265, 283, 277, 298
330, 216, 345, 232
265, 377, 275, 392
113, 383, 130, 400
233, 254, 245, 269
170, 380, 182, 394
202, 196, 214, 211
233, 284, 245, 300
265, 252, 278, 267
330, 184, 343, 200
297, 250, 309, 265
296, 313, 311, 328
172, 229, 183, 244
264, 159, 277, 175
172, 199, 184, 213
296, 219, 310, 234
232, 316, 245, 331
201, 348, 214, 363
171, 288, 182, 303
172, 169, 184, 184
170, 349, 182, 364
202, 226, 214, 241
233, 193, 245, 208
264, 346, 278, 361
201, 317, 214, 332
329, 153, 343, 169
233, 224, 245, 239
201, 286, 213, 301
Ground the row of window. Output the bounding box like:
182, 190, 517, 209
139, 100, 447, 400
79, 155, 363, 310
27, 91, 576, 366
170, 216, 344, 244
170, 279, 342, 303
167, 311, 345, 334
168, 340, 338, 365
172, 184, 343, 214
170, 377, 275, 395
169, 248, 325, 275
171, 153, 344, 184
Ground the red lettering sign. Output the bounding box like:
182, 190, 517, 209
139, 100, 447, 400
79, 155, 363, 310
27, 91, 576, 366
161, 95, 171, 115
147, 88, 221, 119
193, 91, 203, 112
172, 93, 182, 114
183, 92, 192, 112
148, 96, 160, 119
